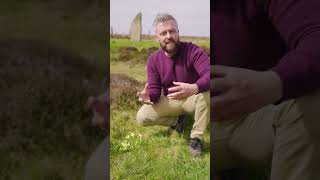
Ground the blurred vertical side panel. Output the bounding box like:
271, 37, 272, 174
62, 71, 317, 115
0, 0, 109, 180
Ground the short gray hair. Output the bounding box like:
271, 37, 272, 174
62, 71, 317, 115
153, 13, 178, 31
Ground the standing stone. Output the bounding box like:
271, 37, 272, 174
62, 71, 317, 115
110, 26, 114, 38
129, 12, 142, 41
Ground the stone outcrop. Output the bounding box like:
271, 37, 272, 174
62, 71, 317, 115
129, 12, 142, 41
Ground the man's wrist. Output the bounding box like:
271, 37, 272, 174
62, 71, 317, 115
264, 70, 283, 104
192, 84, 199, 94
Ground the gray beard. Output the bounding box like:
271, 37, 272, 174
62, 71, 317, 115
161, 41, 180, 56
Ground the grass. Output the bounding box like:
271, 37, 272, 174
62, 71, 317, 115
110, 38, 210, 179
110, 38, 159, 50
110, 109, 210, 179
111, 61, 147, 82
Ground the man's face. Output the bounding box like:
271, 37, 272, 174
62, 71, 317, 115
155, 20, 180, 55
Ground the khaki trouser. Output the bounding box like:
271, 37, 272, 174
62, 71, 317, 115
136, 91, 210, 139
84, 138, 109, 180
212, 90, 320, 180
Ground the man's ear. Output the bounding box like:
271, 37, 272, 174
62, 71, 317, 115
155, 36, 159, 42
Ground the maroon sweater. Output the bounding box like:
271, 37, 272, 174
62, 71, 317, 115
147, 42, 210, 103
212, 0, 320, 101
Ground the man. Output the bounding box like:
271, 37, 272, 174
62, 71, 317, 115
211, 0, 320, 179
136, 13, 210, 156
85, 89, 109, 180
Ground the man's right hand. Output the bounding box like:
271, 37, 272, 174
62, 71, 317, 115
211, 65, 282, 121
137, 83, 154, 105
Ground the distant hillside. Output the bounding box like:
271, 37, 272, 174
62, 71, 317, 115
111, 34, 210, 41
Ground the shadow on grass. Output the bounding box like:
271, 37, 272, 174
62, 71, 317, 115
152, 128, 172, 137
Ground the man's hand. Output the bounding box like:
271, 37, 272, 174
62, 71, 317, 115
137, 83, 153, 105
211, 65, 283, 121
167, 81, 199, 100
86, 92, 109, 131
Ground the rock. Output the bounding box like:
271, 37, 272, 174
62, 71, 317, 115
129, 12, 142, 41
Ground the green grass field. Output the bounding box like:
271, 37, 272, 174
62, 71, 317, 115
110, 37, 211, 179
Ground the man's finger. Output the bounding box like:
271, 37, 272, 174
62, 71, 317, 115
211, 95, 253, 121
141, 83, 148, 92
168, 86, 181, 92
211, 93, 231, 109
211, 65, 230, 77
173, 81, 183, 85
167, 91, 183, 99
167, 91, 181, 97
144, 100, 153, 105
210, 78, 230, 95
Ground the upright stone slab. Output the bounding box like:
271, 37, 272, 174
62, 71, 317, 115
110, 26, 114, 38
129, 12, 142, 41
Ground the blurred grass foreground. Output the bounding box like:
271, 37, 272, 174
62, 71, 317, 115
0, 1, 107, 179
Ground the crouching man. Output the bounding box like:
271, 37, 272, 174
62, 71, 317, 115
84, 91, 109, 180
136, 13, 210, 156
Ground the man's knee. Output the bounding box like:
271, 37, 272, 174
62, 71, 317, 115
136, 108, 149, 126
85, 157, 106, 180
297, 89, 320, 138
84, 139, 108, 180
196, 91, 210, 104
229, 139, 271, 167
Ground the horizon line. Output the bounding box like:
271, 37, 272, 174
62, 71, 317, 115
110, 33, 210, 39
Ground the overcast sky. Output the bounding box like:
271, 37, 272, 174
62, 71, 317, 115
110, 0, 210, 37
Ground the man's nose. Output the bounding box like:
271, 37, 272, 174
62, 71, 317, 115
166, 32, 172, 39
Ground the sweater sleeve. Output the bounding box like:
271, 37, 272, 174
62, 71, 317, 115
267, 0, 320, 100
147, 55, 162, 103
191, 45, 210, 93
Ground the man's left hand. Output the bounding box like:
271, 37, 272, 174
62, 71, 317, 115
167, 81, 199, 100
